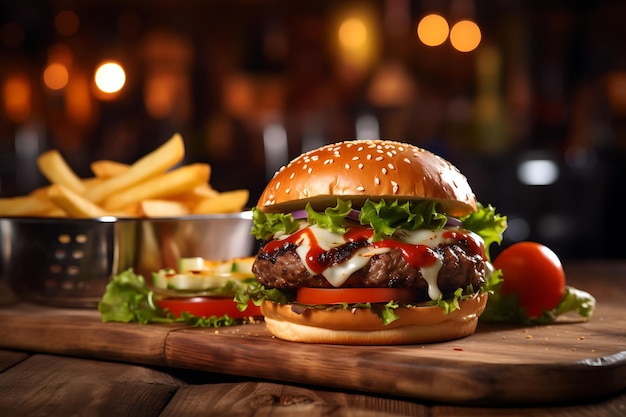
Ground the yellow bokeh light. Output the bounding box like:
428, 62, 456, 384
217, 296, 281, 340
450, 20, 481, 52
43, 63, 69, 90
417, 14, 449, 47
94, 62, 126, 94
339, 17, 367, 50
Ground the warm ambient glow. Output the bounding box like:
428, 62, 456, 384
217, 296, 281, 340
3, 74, 31, 123
43, 63, 69, 90
338, 17, 367, 50
450, 20, 481, 52
54, 10, 79, 37
417, 14, 449, 47
94, 62, 126, 94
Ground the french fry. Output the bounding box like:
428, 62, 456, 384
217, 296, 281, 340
192, 189, 249, 214
48, 184, 109, 218
36, 150, 86, 194
0, 195, 57, 216
138, 200, 190, 218
1, 132, 250, 219
90, 160, 130, 179
84, 133, 185, 204
168, 183, 219, 207
103, 163, 210, 211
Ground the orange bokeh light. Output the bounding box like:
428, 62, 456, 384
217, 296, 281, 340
43, 63, 69, 90
450, 20, 481, 52
417, 14, 449, 47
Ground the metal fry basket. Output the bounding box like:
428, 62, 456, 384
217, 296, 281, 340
0, 212, 255, 308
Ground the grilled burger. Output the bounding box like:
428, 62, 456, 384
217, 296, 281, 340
247, 139, 506, 344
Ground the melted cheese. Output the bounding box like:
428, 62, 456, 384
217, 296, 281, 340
282, 225, 475, 300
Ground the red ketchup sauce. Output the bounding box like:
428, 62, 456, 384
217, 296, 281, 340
261, 226, 485, 275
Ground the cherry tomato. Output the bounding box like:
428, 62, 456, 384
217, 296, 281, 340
493, 241, 566, 318
157, 297, 262, 319
296, 287, 417, 305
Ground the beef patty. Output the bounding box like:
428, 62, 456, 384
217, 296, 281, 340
252, 239, 487, 302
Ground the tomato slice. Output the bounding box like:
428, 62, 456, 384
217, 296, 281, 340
296, 287, 417, 305
157, 297, 262, 319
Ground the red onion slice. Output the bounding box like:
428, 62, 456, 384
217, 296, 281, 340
291, 210, 308, 219
446, 216, 463, 227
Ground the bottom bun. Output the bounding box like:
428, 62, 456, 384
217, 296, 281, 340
261, 293, 488, 345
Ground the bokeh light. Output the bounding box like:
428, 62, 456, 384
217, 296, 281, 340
338, 17, 367, 50
94, 62, 126, 94
43, 63, 69, 90
450, 20, 481, 52
3, 74, 31, 123
417, 14, 449, 47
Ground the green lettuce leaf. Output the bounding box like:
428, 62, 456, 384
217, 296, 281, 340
359, 199, 448, 241
305, 199, 352, 234
250, 207, 300, 241
98, 269, 161, 324
235, 280, 294, 310
460, 203, 507, 261
480, 284, 596, 325
98, 269, 249, 327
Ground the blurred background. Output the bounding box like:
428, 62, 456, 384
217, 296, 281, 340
0, 0, 625, 260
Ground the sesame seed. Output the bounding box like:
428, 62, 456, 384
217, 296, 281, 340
345, 163, 351, 170
398, 146, 405, 151
358, 146, 364, 151
367, 154, 372, 160
388, 163, 396, 170
308, 167, 313, 174
352, 156, 359, 160
275, 181, 281, 190
311, 155, 319, 161
303, 189, 309, 197
387, 152, 394, 157
375, 156, 384, 161
302, 164, 307, 170
324, 159, 333, 165
403, 158, 411, 164
285, 188, 291, 194
289, 172, 295, 179
356, 186, 365, 191
391, 181, 399, 194
358, 163, 364, 169
382, 167, 387, 175
334, 151, 340, 157
374, 177, 380, 185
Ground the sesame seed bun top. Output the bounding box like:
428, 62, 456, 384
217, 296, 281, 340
257, 139, 477, 217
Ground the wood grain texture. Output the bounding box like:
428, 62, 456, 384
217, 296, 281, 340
433, 393, 626, 417
0, 303, 172, 365
160, 381, 428, 417
0, 262, 624, 406
0, 349, 29, 372
0, 354, 181, 417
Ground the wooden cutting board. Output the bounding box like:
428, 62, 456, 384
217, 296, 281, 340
0, 262, 624, 405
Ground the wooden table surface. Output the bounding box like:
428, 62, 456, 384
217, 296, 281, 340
1, 261, 625, 416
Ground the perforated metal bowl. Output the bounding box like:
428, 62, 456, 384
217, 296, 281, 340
0, 212, 255, 308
